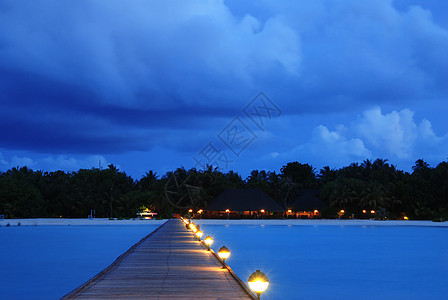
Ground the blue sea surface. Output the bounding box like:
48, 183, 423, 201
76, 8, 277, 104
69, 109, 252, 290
199, 223, 448, 300
2, 222, 447, 300
0, 224, 160, 300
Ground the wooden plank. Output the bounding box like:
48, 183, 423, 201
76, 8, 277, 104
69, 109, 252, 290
62, 219, 256, 299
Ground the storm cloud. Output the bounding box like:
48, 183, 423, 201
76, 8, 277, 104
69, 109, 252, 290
1, 0, 447, 177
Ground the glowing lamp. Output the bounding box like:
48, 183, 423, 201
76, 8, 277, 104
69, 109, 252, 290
371, 210, 375, 214
287, 209, 292, 213
198, 209, 203, 214
189, 223, 197, 232
340, 210, 345, 214
196, 230, 203, 240
404, 216, 409, 220
248, 270, 269, 299
225, 209, 230, 213
188, 209, 193, 213
260, 209, 265, 213
314, 210, 319, 214
218, 246, 231, 268
204, 235, 213, 251
362, 210, 366, 213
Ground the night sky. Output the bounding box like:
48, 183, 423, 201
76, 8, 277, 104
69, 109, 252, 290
1, 0, 447, 179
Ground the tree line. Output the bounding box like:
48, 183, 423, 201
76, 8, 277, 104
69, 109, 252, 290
0, 159, 447, 220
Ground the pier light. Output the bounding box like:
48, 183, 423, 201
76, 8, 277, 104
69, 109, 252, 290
404, 216, 409, 220
362, 210, 367, 214
225, 209, 230, 213
370, 210, 375, 214
197, 209, 203, 214
260, 209, 265, 213
218, 246, 231, 268
189, 223, 197, 232
314, 210, 319, 214
188, 209, 193, 213
287, 209, 292, 214
196, 230, 203, 240
204, 235, 213, 251
248, 270, 269, 300
340, 210, 345, 213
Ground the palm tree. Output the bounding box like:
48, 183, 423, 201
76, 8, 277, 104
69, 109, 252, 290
412, 159, 429, 171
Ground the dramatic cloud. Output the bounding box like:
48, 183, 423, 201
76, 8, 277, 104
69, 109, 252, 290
0, 152, 111, 173
0, 0, 447, 177
285, 124, 372, 168
282, 107, 448, 171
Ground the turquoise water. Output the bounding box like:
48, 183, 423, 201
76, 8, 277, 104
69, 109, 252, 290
2, 222, 447, 299
0, 225, 160, 299
200, 224, 448, 300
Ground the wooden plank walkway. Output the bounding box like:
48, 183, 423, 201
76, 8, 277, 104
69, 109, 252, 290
62, 219, 255, 299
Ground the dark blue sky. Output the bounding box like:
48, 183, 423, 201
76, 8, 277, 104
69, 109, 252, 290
1, 0, 447, 179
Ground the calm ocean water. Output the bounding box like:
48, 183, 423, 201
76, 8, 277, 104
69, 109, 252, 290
0, 224, 160, 299
200, 223, 448, 300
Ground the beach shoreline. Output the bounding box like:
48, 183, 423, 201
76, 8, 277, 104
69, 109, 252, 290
0, 218, 167, 226
1, 218, 447, 227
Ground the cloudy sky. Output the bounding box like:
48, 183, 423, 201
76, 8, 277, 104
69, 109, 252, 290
1, 0, 447, 179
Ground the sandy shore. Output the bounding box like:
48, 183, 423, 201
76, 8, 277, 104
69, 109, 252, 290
193, 219, 448, 227
0, 218, 167, 226
1, 218, 447, 227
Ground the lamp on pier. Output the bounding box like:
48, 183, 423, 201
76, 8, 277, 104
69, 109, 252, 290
189, 223, 197, 233
196, 230, 203, 241
204, 235, 213, 251
248, 270, 269, 300
217, 246, 230, 268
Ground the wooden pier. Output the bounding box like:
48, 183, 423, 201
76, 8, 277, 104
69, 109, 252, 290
62, 219, 255, 299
